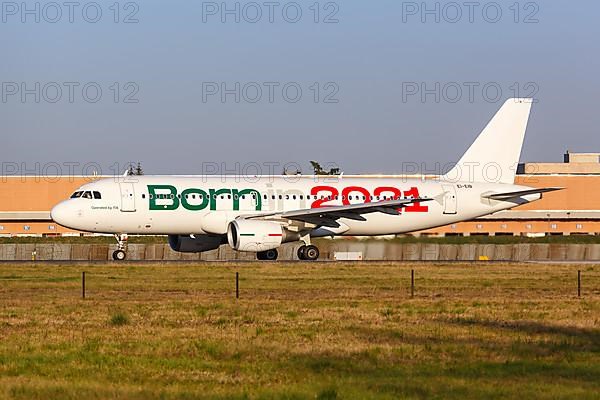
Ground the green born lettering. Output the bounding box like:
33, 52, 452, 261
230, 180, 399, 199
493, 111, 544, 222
233, 189, 262, 211
148, 185, 180, 210
209, 188, 232, 211
181, 188, 209, 211
147, 185, 262, 212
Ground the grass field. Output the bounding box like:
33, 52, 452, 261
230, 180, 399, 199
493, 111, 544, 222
0, 262, 599, 399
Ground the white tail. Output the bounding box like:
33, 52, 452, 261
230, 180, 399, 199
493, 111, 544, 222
443, 98, 533, 184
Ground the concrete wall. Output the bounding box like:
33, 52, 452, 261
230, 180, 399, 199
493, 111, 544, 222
2, 242, 600, 261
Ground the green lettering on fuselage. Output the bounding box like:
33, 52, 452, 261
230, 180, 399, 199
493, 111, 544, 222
232, 188, 261, 211
181, 188, 209, 211
209, 188, 231, 210
148, 185, 179, 210
147, 185, 261, 211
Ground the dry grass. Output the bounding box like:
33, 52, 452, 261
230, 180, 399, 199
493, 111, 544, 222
0, 262, 599, 399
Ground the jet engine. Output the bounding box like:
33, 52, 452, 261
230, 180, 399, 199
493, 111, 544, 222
168, 234, 224, 253
227, 219, 295, 252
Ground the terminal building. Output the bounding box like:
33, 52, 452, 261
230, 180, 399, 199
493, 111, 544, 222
0, 152, 599, 237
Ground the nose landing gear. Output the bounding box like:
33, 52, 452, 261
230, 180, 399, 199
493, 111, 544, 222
112, 234, 128, 261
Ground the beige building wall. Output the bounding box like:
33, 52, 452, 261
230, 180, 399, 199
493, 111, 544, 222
0, 166, 599, 236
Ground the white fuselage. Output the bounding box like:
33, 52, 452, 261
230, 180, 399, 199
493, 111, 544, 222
51, 175, 538, 237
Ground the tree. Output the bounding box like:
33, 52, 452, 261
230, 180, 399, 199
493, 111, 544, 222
310, 161, 326, 175
126, 162, 144, 176
310, 161, 341, 175
135, 162, 144, 176
126, 163, 135, 176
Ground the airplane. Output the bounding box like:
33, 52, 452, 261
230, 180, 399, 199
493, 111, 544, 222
51, 98, 560, 261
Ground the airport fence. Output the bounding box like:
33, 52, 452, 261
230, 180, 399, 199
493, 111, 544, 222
1, 242, 600, 261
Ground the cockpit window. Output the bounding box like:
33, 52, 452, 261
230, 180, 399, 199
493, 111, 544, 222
82, 191, 93, 199
93, 191, 102, 199
70, 191, 83, 198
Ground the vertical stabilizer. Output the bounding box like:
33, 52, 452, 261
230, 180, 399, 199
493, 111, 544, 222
443, 98, 533, 184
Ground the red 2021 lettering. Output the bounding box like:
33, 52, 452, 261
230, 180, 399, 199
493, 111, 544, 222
310, 185, 428, 213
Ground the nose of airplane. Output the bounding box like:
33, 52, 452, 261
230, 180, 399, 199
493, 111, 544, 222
50, 201, 72, 228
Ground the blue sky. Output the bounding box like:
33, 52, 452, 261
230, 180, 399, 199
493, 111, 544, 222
1, 0, 599, 175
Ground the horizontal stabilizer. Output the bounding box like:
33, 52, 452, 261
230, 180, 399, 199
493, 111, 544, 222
483, 187, 563, 201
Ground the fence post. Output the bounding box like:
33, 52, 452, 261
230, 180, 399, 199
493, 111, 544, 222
82, 271, 86, 299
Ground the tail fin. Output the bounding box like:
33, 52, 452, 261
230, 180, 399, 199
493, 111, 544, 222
443, 98, 533, 184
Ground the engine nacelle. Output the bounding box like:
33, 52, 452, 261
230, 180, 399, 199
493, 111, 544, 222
227, 220, 285, 252
168, 235, 224, 253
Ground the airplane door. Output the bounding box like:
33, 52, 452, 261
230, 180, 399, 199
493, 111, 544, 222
119, 183, 136, 212
442, 185, 457, 215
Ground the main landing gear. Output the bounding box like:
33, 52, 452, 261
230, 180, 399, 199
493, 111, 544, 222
297, 245, 320, 261
112, 233, 128, 261
257, 249, 278, 261
297, 232, 320, 261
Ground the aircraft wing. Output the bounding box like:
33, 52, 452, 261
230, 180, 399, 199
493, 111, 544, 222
245, 198, 432, 228
482, 187, 563, 201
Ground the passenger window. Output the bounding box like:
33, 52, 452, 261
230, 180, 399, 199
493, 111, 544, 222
142, 194, 146, 199
93, 191, 101, 199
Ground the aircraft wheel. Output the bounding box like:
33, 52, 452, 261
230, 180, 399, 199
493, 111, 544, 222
303, 245, 319, 261
297, 245, 307, 260
112, 250, 126, 261
257, 249, 278, 261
